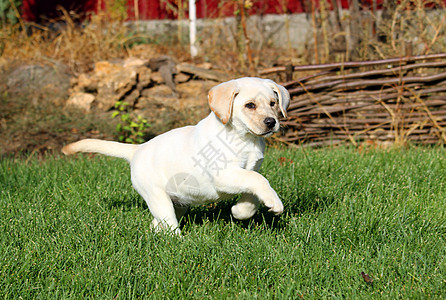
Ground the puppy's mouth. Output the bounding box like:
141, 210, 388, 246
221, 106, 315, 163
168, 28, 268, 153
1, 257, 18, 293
247, 128, 276, 137
260, 130, 274, 137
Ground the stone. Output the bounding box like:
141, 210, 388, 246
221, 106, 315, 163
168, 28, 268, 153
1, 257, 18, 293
122, 57, 148, 68
136, 66, 152, 89
148, 56, 176, 71
175, 80, 215, 107
82, 60, 138, 110
67, 58, 159, 111
95, 67, 137, 109
93, 61, 116, 76
65, 92, 95, 112
140, 84, 176, 102
72, 73, 95, 93
148, 56, 177, 93
150, 72, 164, 84
176, 63, 228, 82
6, 64, 71, 99
123, 89, 140, 106
197, 62, 213, 70
159, 64, 177, 94
174, 72, 191, 84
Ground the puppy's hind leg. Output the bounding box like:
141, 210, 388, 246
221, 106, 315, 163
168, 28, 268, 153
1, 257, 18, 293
231, 194, 260, 220
133, 182, 180, 234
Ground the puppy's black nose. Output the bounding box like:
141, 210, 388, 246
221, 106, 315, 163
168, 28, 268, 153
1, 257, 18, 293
264, 117, 276, 129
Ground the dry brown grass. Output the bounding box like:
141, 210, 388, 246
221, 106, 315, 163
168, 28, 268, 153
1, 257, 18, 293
306, 0, 446, 64
368, 0, 446, 59
1, 13, 129, 73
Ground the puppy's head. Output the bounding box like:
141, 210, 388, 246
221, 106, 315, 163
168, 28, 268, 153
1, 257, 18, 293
208, 77, 290, 137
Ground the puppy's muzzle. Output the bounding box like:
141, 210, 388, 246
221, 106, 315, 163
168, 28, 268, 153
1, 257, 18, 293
264, 117, 277, 129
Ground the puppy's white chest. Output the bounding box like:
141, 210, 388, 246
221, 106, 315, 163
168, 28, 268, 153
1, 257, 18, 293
166, 136, 264, 206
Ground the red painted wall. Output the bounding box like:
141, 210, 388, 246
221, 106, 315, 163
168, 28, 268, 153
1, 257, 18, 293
21, 0, 445, 22
22, 0, 96, 22
126, 0, 354, 20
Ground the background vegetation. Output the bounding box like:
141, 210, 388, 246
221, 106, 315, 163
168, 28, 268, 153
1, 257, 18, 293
0, 0, 445, 155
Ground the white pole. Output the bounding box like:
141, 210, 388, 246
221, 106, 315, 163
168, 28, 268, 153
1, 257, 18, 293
189, 0, 198, 57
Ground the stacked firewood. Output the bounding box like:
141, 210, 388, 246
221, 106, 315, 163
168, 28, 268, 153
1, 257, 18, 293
262, 53, 446, 147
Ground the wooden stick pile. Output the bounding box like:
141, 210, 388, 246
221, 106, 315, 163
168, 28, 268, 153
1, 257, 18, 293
261, 53, 446, 147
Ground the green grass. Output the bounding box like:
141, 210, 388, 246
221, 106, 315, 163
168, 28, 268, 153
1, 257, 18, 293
1, 147, 446, 299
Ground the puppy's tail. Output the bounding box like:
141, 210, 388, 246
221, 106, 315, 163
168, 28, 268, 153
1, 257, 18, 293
62, 139, 138, 162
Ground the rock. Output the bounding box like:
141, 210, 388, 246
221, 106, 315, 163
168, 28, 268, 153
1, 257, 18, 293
65, 92, 95, 112
175, 72, 191, 84
6, 63, 71, 100
95, 64, 137, 109
175, 80, 215, 107
197, 62, 213, 70
70, 59, 148, 110
140, 84, 176, 103
72, 73, 95, 93
122, 57, 148, 68
149, 56, 177, 94
159, 64, 177, 94
66, 56, 223, 114
148, 56, 176, 71
123, 89, 140, 106
176, 63, 228, 82
136, 66, 152, 90
138, 80, 214, 109
93, 61, 117, 76
150, 72, 164, 84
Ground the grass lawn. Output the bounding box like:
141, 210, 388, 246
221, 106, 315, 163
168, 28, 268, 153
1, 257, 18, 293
1, 147, 445, 299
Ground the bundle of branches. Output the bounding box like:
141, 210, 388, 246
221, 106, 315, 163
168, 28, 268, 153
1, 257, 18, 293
261, 53, 446, 147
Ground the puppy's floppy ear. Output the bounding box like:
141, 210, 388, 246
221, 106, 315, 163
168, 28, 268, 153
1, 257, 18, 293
266, 80, 290, 118
208, 80, 240, 124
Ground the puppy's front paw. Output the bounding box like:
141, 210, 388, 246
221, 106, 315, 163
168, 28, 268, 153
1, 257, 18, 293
263, 192, 284, 215
267, 200, 284, 215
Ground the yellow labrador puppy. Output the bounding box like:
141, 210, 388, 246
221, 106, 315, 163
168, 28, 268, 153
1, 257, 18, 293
62, 77, 290, 234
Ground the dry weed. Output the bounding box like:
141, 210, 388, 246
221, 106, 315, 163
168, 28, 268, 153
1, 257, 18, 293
1, 12, 132, 73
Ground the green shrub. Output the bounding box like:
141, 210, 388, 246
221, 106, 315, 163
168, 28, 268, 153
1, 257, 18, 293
111, 100, 150, 144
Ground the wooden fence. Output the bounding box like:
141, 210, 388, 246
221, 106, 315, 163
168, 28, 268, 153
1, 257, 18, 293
261, 53, 446, 147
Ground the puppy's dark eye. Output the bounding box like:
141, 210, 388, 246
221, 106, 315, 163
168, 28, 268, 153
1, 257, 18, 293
270, 101, 276, 107
245, 102, 256, 109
